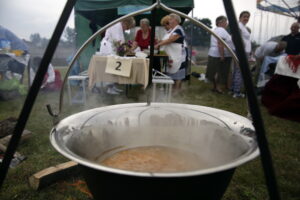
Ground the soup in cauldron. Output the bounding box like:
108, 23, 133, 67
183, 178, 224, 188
98, 145, 207, 172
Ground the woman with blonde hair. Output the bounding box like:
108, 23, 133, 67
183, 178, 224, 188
155, 13, 186, 90
160, 15, 171, 32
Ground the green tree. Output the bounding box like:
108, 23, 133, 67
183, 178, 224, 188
63, 26, 76, 46
183, 17, 212, 47
29, 33, 42, 45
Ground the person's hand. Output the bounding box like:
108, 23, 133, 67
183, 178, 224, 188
154, 44, 159, 49
132, 41, 138, 48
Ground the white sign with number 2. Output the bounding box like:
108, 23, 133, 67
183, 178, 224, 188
105, 56, 132, 77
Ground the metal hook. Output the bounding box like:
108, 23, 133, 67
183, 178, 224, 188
46, 104, 59, 125
156, 0, 161, 8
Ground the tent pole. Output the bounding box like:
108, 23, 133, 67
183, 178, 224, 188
0, 0, 77, 189
148, 0, 157, 86
188, 9, 194, 85
222, 0, 281, 199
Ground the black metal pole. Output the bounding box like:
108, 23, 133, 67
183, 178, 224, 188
188, 9, 194, 84
149, 0, 157, 85
222, 1, 281, 200
0, 0, 77, 189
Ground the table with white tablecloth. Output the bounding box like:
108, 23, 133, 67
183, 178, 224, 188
87, 55, 149, 90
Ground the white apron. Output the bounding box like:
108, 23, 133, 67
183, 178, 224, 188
99, 22, 124, 56
160, 26, 185, 74
99, 39, 116, 56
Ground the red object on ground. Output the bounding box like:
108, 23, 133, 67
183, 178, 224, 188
42, 70, 62, 91
261, 74, 300, 123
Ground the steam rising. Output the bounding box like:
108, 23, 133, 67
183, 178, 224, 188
64, 105, 253, 172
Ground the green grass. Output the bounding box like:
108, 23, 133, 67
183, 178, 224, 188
0, 66, 299, 200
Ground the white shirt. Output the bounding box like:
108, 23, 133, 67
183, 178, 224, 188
99, 22, 125, 55
103, 22, 125, 43
239, 22, 251, 54
208, 27, 233, 57
30, 63, 55, 85
254, 41, 278, 59
46, 64, 55, 83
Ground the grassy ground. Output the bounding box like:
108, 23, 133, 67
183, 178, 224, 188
0, 66, 299, 200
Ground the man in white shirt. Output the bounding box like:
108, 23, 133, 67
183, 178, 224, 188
255, 41, 286, 59
255, 41, 287, 87
98, 17, 135, 94
206, 16, 233, 93
230, 11, 251, 98
99, 17, 135, 56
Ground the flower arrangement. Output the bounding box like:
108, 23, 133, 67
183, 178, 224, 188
114, 40, 133, 56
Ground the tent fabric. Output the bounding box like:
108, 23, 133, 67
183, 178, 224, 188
75, 13, 102, 71
257, 0, 300, 19
75, 0, 194, 27
75, 0, 194, 11
74, 0, 194, 70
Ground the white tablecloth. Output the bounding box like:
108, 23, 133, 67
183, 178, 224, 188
88, 55, 149, 89
275, 56, 300, 79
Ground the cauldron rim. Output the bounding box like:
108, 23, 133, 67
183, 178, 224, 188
50, 103, 259, 178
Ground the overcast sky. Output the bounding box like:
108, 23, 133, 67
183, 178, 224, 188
0, 0, 296, 43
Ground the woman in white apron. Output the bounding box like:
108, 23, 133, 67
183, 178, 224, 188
155, 13, 186, 90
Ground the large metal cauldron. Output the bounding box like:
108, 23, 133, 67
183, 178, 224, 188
50, 103, 259, 200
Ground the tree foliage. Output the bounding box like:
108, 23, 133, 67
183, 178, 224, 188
29, 33, 42, 45
28, 26, 76, 48
63, 26, 76, 46
183, 17, 212, 47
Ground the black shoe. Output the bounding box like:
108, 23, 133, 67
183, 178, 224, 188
191, 72, 200, 78
92, 86, 101, 94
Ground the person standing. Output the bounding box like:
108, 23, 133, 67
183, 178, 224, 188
98, 17, 135, 95
132, 18, 151, 51
231, 11, 251, 98
155, 13, 186, 90
206, 15, 233, 94
99, 17, 135, 56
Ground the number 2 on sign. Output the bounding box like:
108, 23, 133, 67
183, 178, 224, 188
115, 61, 121, 71
105, 56, 132, 77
